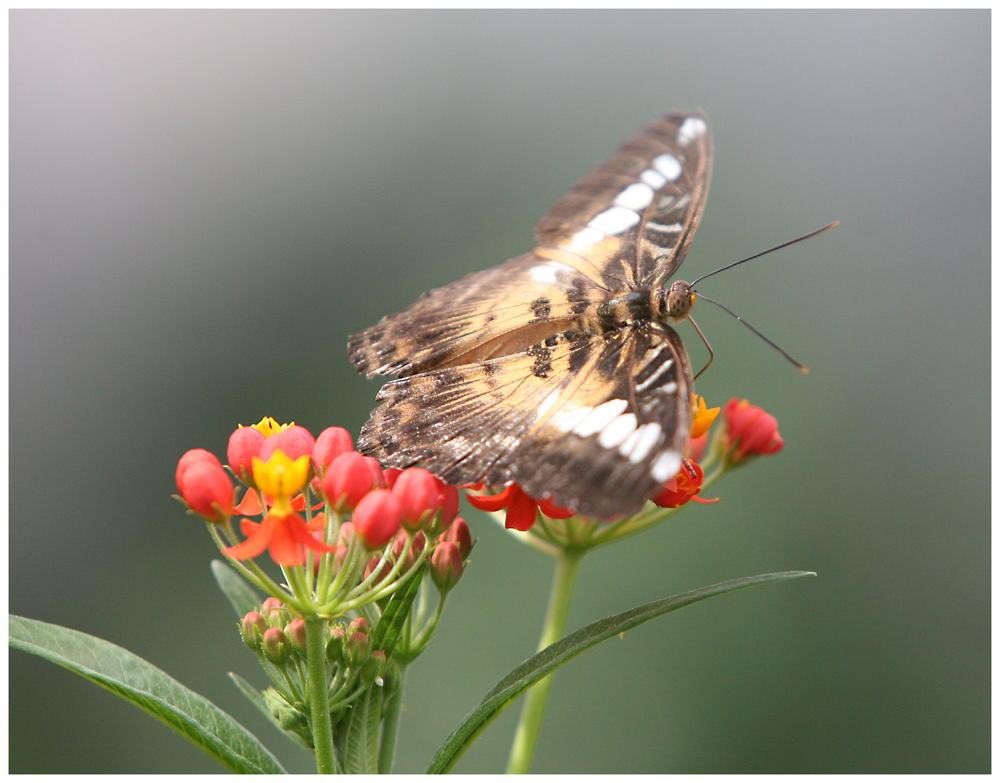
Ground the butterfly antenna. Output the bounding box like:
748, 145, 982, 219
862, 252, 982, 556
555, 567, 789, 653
688, 221, 839, 287
694, 294, 809, 374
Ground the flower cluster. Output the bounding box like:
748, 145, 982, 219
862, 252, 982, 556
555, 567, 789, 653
174, 417, 476, 754
175, 417, 473, 650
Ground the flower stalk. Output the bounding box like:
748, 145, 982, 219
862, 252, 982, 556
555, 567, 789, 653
506, 546, 583, 774
305, 616, 336, 774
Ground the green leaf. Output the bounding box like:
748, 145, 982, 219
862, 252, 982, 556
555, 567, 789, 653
426, 571, 815, 774
341, 687, 382, 774
371, 563, 425, 658
9, 614, 285, 774
211, 559, 263, 618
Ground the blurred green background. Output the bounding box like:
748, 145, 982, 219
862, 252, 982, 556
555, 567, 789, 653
10, 10, 988, 774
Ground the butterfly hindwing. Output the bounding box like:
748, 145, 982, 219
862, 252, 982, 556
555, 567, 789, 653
357, 323, 692, 519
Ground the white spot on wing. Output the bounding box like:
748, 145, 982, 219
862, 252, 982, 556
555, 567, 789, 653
639, 168, 667, 190
614, 183, 654, 211
597, 412, 638, 449
651, 153, 683, 182
619, 422, 662, 463
635, 357, 673, 393
677, 117, 707, 145
651, 450, 681, 483
645, 222, 683, 235
529, 261, 573, 284
588, 206, 640, 236
567, 226, 605, 251
572, 399, 629, 438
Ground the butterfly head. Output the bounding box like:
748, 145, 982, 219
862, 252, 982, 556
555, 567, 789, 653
655, 280, 696, 323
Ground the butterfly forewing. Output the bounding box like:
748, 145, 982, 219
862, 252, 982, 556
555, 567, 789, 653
348, 111, 713, 520
533, 112, 712, 288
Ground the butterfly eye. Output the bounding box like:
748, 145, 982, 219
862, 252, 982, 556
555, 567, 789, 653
666, 281, 695, 320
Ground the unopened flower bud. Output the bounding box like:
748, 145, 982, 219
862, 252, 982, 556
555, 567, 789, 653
348, 617, 370, 635
259, 425, 316, 463
261, 597, 288, 625
326, 625, 347, 663
431, 541, 464, 592
261, 627, 290, 665
261, 597, 284, 613
361, 650, 388, 686
176, 459, 234, 524
345, 631, 369, 667
392, 529, 426, 572
227, 428, 265, 485
240, 611, 267, 649
364, 556, 392, 585
353, 489, 402, 549
176, 449, 223, 493
336, 522, 355, 547
382, 467, 403, 489
439, 517, 473, 559
312, 427, 355, 473
392, 468, 443, 531
321, 452, 385, 511
285, 618, 307, 656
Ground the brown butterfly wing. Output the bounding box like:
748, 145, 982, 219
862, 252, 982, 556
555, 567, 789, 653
348, 111, 712, 379
357, 323, 692, 520
533, 111, 712, 289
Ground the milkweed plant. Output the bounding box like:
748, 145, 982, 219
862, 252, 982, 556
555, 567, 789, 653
9, 398, 813, 774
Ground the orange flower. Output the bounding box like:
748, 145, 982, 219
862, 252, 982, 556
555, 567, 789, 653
651, 460, 718, 508
224, 511, 332, 566
222, 449, 335, 565
466, 483, 575, 532
690, 395, 721, 439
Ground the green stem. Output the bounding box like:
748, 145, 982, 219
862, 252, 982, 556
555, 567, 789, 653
377, 663, 408, 774
506, 547, 584, 774
305, 616, 336, 774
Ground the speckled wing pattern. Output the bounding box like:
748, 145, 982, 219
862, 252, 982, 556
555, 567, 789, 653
348, 112, 712, 519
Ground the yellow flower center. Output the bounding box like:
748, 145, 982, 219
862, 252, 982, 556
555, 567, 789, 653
251, 450, 310, 515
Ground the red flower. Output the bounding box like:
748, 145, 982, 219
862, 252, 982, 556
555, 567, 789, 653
312, 427, 355, 473
392, 467, 445, 531
176, 448, 223, 492
382, 467, 403, 489
651, 460, 717, 509
223, 510, 334, 566
723, 398, 784, 463
227, 427, 265, 485
320, 451, 385, 511
466, 483, 575, 532
353, 489, 403, 549
259, 425, 316, 463
176, 453, 234, 523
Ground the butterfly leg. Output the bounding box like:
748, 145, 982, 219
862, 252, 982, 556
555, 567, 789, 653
687, 315, 714, 381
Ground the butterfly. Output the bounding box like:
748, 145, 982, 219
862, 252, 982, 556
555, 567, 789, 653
348, 111, 713, 520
